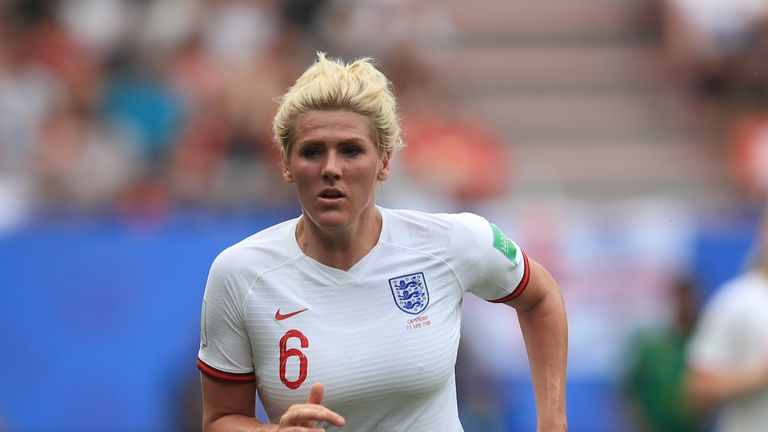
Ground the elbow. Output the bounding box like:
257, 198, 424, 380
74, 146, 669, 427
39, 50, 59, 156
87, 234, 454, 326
202, 414, 217, 432
685, 369, 718, 413
202, 411, 229, 432
509, 258, 564, 314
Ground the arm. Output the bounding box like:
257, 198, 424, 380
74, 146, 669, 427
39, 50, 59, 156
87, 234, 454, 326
201, 376, 345, 432
505, 257, 568, 432
686, 361, 768, 411
202, 375, 266, 432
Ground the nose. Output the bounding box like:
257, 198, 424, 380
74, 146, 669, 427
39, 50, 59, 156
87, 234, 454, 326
321, 152, 342, 180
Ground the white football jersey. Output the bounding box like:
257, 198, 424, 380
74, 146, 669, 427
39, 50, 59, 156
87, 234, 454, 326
687, 271, 768, 432
198, 207, 529, 431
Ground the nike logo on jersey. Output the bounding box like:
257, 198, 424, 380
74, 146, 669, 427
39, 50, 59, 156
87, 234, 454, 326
275, 308, 308, 321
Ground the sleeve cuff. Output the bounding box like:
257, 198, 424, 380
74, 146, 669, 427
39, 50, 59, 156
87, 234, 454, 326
488, 251, 531, 303
197, 358, 256, 383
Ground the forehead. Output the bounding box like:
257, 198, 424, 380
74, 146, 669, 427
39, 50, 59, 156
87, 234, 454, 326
295, 110, 374, 144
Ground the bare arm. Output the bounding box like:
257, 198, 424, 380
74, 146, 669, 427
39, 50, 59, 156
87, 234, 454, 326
201, 375, 271, 432
201, 375, 345, 432
505, 257, 568, 431
686, 361, 768, 411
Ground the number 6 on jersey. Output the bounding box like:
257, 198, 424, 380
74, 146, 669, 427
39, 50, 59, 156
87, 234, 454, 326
279, 329, 308, 389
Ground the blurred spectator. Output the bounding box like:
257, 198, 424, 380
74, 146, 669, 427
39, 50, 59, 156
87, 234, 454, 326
1, 0, 489, 212
36, 97, 141, 209
279, 0, 332, 46
685, 208, 768, 432
200, 0, 279, 67
138, 0, 203, 59
0, 17, 58, 225
661, 0, 768, 100
400, 115, 512, 205
318, 0, 454, 61
729, 113, 768, 198
57, 0, 137, 61
100, 49, 183, 162
624, 276, 703, 432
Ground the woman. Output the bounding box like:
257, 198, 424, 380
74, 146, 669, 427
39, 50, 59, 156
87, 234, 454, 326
685, 209, 768, 432
197, 53, 568, 431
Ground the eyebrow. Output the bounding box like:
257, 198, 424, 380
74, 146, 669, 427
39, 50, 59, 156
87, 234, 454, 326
296, 137, 368, 147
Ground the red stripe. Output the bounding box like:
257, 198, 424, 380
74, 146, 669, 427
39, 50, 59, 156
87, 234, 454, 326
197, 358, 255, 383
489, 251, 531, 303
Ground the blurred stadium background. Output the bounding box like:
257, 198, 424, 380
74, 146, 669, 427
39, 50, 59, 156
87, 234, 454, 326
1, 0, 767, 430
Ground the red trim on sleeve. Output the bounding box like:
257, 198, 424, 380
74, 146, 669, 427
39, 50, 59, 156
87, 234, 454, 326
197, 358, 256, 383
488, 251, 531, 303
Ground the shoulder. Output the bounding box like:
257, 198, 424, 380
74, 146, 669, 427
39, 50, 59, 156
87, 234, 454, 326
688, 272, 766, 361
716, 272, 764, 300
701, 272, 765, 318
380, 207, 492, 254
382, 207, 489, 235
210, 217, 301, 277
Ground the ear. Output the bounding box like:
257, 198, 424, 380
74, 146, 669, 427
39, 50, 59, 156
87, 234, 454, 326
377, 151, 391, 181
281, 160, 294, 184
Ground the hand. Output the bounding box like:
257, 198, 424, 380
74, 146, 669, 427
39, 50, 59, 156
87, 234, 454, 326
277, 383, 345, 431
757, 358, 768, 387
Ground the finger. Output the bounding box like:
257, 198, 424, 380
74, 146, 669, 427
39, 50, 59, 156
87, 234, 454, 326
303, 383, 325, 428
277, 428, 326, 432
307, 382, 324, 405
280, 405, 345, 427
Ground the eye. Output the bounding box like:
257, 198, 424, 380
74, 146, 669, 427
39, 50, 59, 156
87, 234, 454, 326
300, 147, 322, 158
341, 146, 362, 157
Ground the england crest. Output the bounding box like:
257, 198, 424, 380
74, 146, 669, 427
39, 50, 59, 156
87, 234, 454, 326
389, 272, 429, 315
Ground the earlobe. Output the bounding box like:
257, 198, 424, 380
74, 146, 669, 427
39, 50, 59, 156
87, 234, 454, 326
281, 163, 294, 183
377, 152, 392, 181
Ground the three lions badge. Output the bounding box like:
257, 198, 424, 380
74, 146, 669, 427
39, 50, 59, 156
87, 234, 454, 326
389, 272, 429, 315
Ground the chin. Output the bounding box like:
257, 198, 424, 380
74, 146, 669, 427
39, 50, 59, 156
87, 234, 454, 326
305, 208, 353, 230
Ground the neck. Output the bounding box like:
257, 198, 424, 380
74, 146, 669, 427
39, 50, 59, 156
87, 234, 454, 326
296, 206, 382, 271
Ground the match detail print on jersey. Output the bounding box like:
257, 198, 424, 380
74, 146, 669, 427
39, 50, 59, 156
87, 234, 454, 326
490, 222, 520, 265
389, 272, 430, 315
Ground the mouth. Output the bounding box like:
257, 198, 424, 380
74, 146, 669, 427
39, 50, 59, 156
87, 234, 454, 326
319, 188, 345, 201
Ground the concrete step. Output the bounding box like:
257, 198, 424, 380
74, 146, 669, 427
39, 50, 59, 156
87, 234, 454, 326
434, 0, 654, 38
462, 91, 672, 140
437, 44, 666, 90
508, 138, 735, 201
419, 0, 737, 203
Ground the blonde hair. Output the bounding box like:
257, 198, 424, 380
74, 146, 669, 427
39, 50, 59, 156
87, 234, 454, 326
272, 52, 403, 162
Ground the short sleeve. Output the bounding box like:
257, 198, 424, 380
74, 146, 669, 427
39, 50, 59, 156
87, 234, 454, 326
197, 250, 256, 382
451, 213, 530, 302
687, 288, 742, 369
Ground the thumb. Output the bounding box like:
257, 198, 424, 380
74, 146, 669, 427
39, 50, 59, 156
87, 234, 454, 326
307, 382, 324, 405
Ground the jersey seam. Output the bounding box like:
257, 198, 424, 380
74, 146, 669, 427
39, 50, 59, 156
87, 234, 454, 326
219, 252, 305, 378
241, 252, 306, 313
470, 219, 494, 288
378, 241, 467, 294
203, 250, 304, 378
